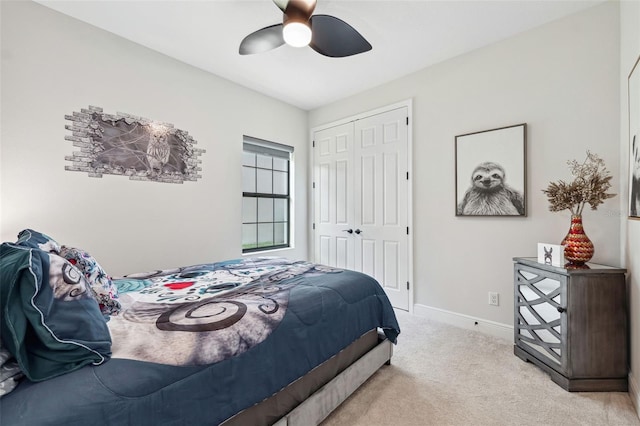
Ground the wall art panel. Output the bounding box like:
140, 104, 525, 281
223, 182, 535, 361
64, 106, 205, 183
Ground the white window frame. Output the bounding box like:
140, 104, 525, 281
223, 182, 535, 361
242, 136, 293, 253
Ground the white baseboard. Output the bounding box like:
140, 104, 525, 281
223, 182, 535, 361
629, 371, 640, 419
413, 304, 513, 342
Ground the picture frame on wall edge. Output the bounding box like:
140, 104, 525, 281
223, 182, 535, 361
455, 123, 527, 217
629, 54, 640, 220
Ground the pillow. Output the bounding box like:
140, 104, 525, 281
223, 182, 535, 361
0, 243, 111, 382
60, 246, 122, 317
16, 229, 61, 253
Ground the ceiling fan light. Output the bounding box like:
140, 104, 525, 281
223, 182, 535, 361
283, 22, 312, 47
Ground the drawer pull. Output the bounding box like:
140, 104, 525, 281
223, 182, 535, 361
557, 307, 566, 313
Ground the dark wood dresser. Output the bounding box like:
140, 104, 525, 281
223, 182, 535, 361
513, 257, 628, 391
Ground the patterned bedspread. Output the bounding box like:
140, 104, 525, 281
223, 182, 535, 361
109, 257, 351, 366
1, 257, 400, 425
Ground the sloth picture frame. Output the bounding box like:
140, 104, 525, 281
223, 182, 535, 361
455, 123, 527, 217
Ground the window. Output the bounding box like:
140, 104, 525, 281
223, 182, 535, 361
242, 136, 293, 252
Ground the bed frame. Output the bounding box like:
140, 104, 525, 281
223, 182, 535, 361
223, 330, 393, 426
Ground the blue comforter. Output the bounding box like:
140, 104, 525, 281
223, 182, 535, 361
1, 257, 399, 425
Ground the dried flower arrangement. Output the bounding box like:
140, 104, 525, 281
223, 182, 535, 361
542, 151, 616, 215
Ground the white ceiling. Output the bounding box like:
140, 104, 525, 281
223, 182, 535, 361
37, 0, 604, 111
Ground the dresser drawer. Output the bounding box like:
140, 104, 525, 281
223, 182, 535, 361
514, 263, 568, 375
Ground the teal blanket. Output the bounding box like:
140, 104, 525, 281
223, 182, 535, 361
1, 256, 399, 425
0, 243, 111, 382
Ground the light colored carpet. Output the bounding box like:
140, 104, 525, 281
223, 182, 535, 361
321, 310, 640, 426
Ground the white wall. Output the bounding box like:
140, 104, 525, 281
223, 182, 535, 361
309, 2, 621, 328
0, 1, 309, 276
620, 0, 640, 414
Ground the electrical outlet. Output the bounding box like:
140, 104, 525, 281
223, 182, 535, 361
488, 292, 499, 306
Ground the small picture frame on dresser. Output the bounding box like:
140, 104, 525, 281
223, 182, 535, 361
537, 243, 564, 267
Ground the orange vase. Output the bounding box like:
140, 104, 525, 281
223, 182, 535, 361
561, 214, 594, 266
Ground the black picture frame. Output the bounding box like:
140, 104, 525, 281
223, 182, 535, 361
628, 55, 640, 219
455, 123, 527, 217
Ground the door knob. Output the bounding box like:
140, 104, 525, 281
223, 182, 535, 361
343, 229, 353, 234
354, 229, 362, 234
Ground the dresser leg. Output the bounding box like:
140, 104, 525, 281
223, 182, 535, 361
514, 345, 531, 363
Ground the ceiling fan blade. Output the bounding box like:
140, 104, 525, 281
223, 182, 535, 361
239, 24, 285, 55
272, 0, 289, 12
309, 15, 372, 58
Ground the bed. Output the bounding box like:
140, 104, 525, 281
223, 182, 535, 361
0, 230, 400, 425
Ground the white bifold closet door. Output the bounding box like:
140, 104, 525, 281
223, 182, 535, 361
313, 106, 409, 310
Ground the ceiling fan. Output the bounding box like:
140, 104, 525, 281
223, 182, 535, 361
239, 0, 372, 58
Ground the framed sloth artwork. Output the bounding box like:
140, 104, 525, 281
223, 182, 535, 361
455, 123, 527, 217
